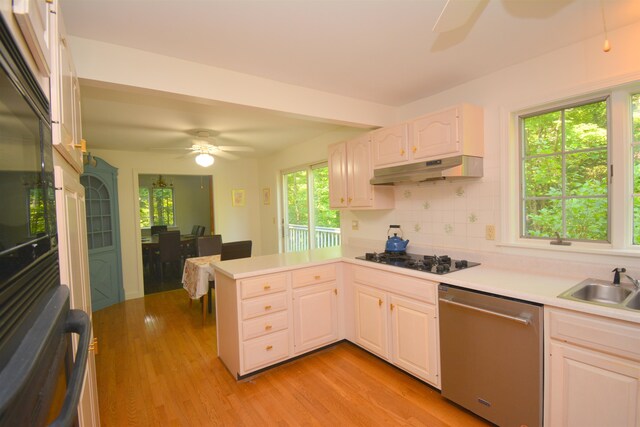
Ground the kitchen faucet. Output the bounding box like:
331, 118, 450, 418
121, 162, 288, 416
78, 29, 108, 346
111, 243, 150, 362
624, 274, 640, 290
612, 267, 640, 289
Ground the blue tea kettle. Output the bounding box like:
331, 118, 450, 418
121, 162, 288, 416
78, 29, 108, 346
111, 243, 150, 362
386, 225, 409, 253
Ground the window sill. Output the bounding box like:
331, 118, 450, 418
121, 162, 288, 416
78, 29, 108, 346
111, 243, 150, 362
497, 240, 640, 259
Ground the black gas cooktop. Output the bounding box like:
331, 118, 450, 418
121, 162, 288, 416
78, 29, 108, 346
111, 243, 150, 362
356, 252, 480, 275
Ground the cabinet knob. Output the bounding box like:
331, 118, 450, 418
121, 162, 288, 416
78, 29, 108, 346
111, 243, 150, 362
348, 197, 352, 203
314, 275, 321, 280
263, 284, 271, 290
390, 303, 395, 311
378, 299, 383, 307
400, 149, 405, 155
340, 197, 344, 203
264, 305, 272, 310
266, 345, 273, 351
334, 289, 338, 295
411, 146, 417, 153
265, 324, 272, 330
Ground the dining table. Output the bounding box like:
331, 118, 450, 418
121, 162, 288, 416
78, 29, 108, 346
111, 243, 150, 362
182, 254, 221, 324
141, 234, 196, 249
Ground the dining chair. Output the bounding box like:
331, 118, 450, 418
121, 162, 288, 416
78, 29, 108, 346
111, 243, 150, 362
156, 231, 182, 282
196, 235, 222, 257
220, 240, 252, 261
150, 225, 168, 235
196, 225, 206, 237
190, 225, 199, 236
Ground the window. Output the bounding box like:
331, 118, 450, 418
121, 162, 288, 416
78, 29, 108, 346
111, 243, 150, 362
520, 98, 609, 242
139, 187, 175, 228
282, 163, 340, 252
633, 93, 640, 244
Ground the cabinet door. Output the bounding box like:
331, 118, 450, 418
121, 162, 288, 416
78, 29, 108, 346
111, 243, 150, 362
371, 123, 409, 167
54, 163, 101, 426
411, 108, 458, 160
389, 294, 439, 386
547, 341, 640, 427
12, 0, 51, 74
354, 285, 388, 358
51, 13, 83, 173
328, 142, 348, 208
293, 282, 339, 354
347, 135, 373, 207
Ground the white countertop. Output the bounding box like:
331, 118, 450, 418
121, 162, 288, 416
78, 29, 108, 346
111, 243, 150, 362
212, 246, 640, 324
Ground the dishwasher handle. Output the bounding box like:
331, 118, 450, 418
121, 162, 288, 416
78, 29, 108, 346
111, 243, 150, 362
439, 297, 531, 325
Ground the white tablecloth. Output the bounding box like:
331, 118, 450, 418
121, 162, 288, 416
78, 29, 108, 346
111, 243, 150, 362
182, 255, 220, 299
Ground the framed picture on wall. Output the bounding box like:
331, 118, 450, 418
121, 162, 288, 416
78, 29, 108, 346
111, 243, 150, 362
232, 189, 245, 207
262, 188, 271, 205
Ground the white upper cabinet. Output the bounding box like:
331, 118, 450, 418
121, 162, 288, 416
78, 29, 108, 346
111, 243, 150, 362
13, 0, 52, 75
410, 104, 483, 162
371, 104, 484, 169
371, 123, 409, 167
50, 7, 84, 173
328, 135, 394, 210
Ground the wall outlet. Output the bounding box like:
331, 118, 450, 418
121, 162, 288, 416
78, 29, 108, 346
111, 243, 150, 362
352, 220, 359, 231
485, 224, 496, 240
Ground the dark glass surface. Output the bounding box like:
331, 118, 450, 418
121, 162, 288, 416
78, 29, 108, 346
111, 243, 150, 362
356, 252, 479, 275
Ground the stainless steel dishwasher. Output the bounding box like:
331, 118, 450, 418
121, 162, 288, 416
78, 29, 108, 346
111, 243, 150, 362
438, 284, 543, 427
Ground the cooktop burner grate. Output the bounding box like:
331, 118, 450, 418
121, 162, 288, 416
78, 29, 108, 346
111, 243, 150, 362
356, 252, 480, 275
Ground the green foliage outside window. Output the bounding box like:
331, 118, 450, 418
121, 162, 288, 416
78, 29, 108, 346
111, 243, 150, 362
28, 188, 46, 236
139, 187, 175, 227
313, 166, 340, 229
632, 94, 640, 244
522, 99, 609, 241
286, 170, 308, 226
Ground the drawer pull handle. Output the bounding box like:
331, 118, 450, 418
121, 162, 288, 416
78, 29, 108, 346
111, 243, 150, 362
314, 275, 321, 280
264, 305, 272, 310
266, 345, 273, 351
265, 324, 272, 330
263, 284, 271, 290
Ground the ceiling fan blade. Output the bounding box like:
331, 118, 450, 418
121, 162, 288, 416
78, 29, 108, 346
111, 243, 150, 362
432, 0, 484, 33
212, 150, 239, 160
216, 145, 255, 152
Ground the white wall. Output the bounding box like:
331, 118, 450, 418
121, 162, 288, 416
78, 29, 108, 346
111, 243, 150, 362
340, 20, 640, 279
88, 148, 260, 300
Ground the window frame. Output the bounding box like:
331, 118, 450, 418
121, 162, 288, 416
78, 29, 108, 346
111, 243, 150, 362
518, 96, 611, 243
501, 83, 640, 257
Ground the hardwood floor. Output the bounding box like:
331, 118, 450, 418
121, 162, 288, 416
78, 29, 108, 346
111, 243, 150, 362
93, 289, 493, 426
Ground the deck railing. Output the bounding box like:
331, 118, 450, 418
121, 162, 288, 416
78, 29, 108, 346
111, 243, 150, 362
288, 224, 341, 252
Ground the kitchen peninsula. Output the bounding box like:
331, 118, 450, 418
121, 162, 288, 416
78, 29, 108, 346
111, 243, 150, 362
214, 246, 640, 427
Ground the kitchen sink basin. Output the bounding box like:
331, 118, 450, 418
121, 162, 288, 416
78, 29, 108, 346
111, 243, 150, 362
570, 283, 631, 304
558, 278, 639, 312
625, 292, 640, 310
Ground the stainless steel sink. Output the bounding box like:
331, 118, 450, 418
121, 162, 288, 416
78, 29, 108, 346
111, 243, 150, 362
558, 278, 639, 312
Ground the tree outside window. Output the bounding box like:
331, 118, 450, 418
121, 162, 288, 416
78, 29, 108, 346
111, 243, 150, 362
521, 99, 609, 242
632, 93, 640, 244
139, 187, 175, 227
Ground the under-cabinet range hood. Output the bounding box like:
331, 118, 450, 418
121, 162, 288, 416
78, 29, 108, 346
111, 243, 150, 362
370, 155, 483, 185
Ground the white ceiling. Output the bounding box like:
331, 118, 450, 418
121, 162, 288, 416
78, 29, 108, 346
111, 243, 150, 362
59, 0, 640, 157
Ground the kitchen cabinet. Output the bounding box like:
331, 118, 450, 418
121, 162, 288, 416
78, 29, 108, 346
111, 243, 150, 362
351, 265, 440, 387
216, 263, 342, 377
50, 7, 84, 173
54, 155, 101, 427
545, 308, 640, 427
371, 123, 409, 167
328, 136, 394, 209
12, 0, 52, 75
370, 104, 483, 168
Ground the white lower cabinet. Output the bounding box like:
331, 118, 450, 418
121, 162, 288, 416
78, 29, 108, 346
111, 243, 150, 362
351, 265, 440, 388
389, 294, 439, 386
293, 281, 339, 354
545, 308, 640, 427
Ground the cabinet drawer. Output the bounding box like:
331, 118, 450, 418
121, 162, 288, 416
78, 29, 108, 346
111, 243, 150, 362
241, 293, 288, 320
547, 308, 640, 362
240, 273, 288, 299
353, 265, 437, 304
242, 330, 289, 373
292, 264, 337, 288
243, 311, 288, 341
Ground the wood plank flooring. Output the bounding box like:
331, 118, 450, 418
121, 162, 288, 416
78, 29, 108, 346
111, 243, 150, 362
93, 289, 493, 426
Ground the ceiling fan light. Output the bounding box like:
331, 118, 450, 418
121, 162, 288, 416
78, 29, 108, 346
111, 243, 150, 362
195, 153, 214, 167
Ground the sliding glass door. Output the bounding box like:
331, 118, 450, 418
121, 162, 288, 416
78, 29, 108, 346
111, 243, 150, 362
282, 163, 340, 252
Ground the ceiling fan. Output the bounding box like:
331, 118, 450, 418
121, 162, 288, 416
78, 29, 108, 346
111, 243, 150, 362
181, 130, 255, 166
432, 0, 487, 33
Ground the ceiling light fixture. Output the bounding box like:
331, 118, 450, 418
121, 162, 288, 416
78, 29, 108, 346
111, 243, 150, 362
195, 153, 214, 167
600, 0, 611, 52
